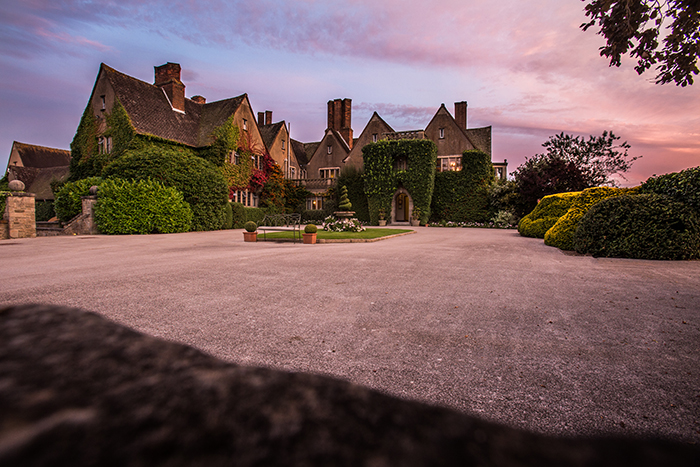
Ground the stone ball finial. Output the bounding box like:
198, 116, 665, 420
8, 180, 25, 192
89, 185, 99, 196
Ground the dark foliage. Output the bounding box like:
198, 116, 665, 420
54, 177, 103, 222
338, 167, 370, 222
582, 0, 700, 86
35, 200, 56, 222
103, 147, 228, 231
574, 194, 700, 259
641, 165, 700, 214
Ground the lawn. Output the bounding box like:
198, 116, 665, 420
260, 228, 413, 240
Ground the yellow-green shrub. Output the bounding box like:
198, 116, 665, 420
544, 186, 636, 250
518, 191, 580, 238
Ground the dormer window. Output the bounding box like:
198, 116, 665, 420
439, 128, 445, 139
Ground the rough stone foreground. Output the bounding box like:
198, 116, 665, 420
1, 304, 698, 466
0, 227, 698, 444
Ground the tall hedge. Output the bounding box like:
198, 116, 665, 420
102, 147, 228, 231
544, 186, 634, 250
363, 139, 437, 225
641, 166, 700, 214
337, 167, 369, 222
94, 178, 192, 235
430, 150, 495, 223
54, 177, 103, 222
574, 194, 700, 260
518, 191, 581, 238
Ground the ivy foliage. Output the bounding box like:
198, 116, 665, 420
200, 115, 240, 167
362, 139, 437, 224
575, 194, 700, 260
54, 177, 103, 222
431, 150, 495, 223
518, 192, 581, 238
69, 100, 136, 181
94, 178, 192, 235
544, 186, 635, 250
260, 164, 286, 212
0, 174, 8, 215
102, 147, 228, 231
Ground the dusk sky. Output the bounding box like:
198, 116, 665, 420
1, 0, 698, 186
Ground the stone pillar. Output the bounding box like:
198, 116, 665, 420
80, 195, 99, 235
6, 193, 36, 239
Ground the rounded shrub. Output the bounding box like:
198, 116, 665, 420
544, 187, 634, 251
574, 194, 700, 260
54, 176, 103, 222
102, 147, 228, 231
244, 221, 257, 232
304, 223, 318, 234
641, 166, 700, 214
518, 191, 580, 238
94, 178, 192, 235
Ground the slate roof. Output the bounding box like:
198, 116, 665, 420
10, 141, 71, 168
259, 121, 285, 150
8, 166, 69, 200
464, 127, 492, 157
100, 64, 245, 148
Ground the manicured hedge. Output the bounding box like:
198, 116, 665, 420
54, 177, 103, 222
574, 194, 700, 260
94, 178, 192, 234
544, 187, 634, 251
223, 202, 234, 229
641, 166, 700, 214
231, 203, 267, 229
102, 147, 228, 231
518, 191, 580, 238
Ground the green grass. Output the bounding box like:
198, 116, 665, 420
260, 228, 413, 240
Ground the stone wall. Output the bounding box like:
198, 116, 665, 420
4, 193, 36, 239
0, 220, 7, 240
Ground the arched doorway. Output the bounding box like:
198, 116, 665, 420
392, 189, 412, 223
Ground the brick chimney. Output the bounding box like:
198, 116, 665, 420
191, 95, 206, 104
327, 98, 353, 149
155, 63, 185, 112
258, 112, 265, 126
265, 110, 272, 125
455, 101, 467, 129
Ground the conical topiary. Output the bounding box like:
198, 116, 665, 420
338, 185, 352, 211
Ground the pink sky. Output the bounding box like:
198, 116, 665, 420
1, 0, 698, 186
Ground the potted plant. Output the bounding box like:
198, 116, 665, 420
243, 221, 257, 242
303, 223, 318, 244
378, 209, 387, 226
411, 206, 421, 226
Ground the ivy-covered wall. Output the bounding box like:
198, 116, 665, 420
362, 139, 437, 225
430, 150, 495, 223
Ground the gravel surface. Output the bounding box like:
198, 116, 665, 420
1, 227, 698, 442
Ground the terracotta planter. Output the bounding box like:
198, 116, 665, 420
378, 220, 387, 226
243, 231, 257, 242
303, 232, 317, 244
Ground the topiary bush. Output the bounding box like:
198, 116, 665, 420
102, 147, 228, 231
574, 194, 700, 260
244, 221, 257, 232
54, 177, 103, 222
304, 223, 318, 234
94, 178, 192, 235
338, 185, 353, 211
544, 186, 635, 250
518, 191, 581, 238
641, 166, 700, 215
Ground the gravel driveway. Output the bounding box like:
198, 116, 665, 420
1, 227, 698, 442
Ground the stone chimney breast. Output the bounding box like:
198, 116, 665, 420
155, 63, 185, 112
191, 95, 206, 104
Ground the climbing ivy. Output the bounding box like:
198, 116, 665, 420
362, 139, 437, 224
200, 115, 240, 166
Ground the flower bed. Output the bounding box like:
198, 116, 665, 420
323, 216, 365, 232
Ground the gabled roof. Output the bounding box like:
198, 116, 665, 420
290, 139, 309, 166
259, 121, 286, 150
7, 166, 69, 200
9, 141, 71, 168
425, 104, 492, 156
98, 64, 246, 148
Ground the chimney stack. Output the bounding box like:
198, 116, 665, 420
455, 101, 467, 130
191, 95, 206, 104
258, 112, 265, 126
155, 63, 185, 112
327, 98, 353, 149
265, 110, 272, 125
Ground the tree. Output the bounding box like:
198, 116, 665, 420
513, 131, 638, 215
581, 0, 700, 86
